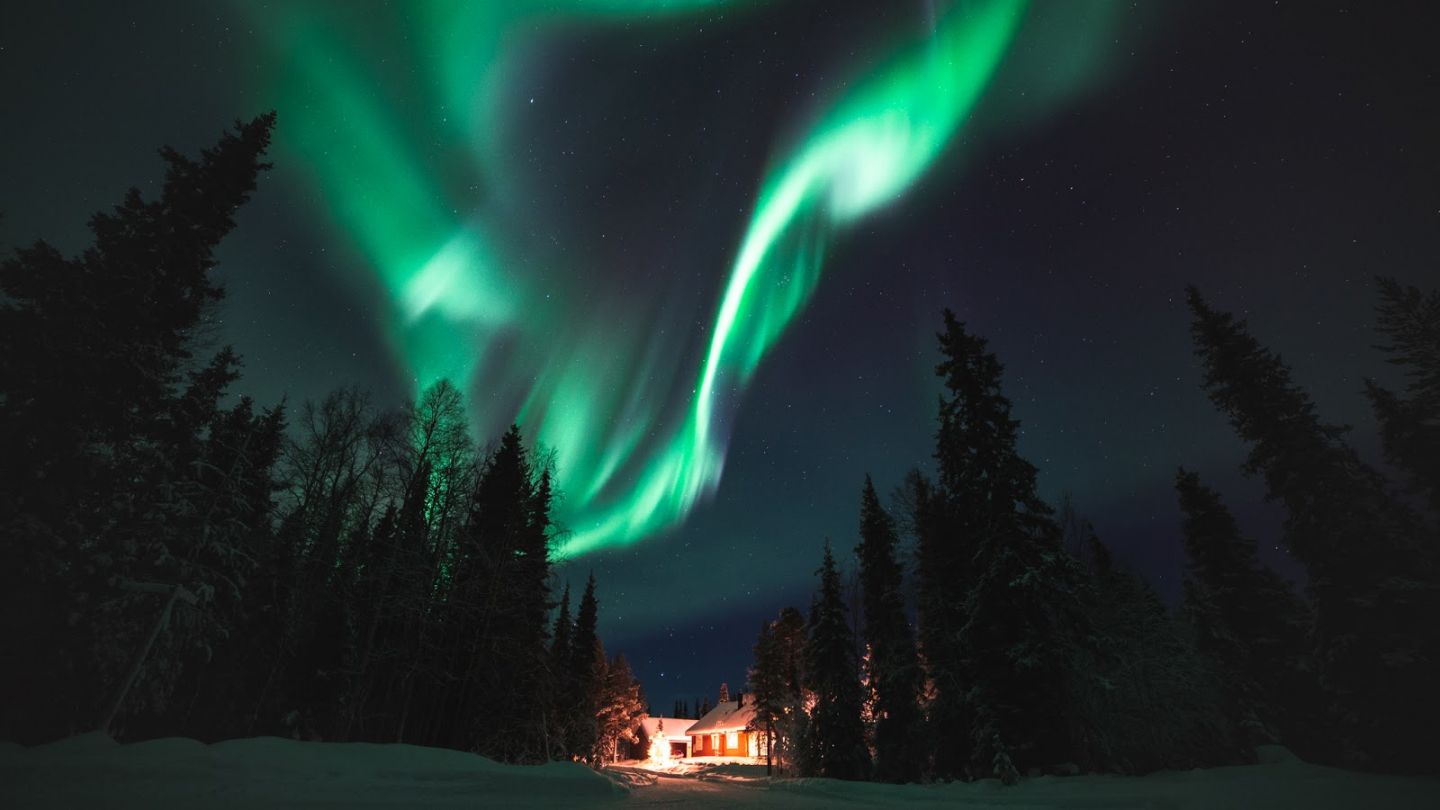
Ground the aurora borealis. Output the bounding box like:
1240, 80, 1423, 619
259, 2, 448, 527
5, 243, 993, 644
252, 0, 1036, 557
4, 0, 1437, 706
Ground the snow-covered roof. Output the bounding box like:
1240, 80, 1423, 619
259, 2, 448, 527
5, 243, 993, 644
686, 700, 757, 735
639, 716, 695, 740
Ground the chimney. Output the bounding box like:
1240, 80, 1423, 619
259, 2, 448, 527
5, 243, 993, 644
736, 692, 744, 708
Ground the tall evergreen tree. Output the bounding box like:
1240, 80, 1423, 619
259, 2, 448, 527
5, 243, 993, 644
855, 477, 922, 782
1176, 468, 1308, 749
548, 584, 574, 755
551, 585, 574, 673
747, 607, 807, 775
908, 466, 966, 778
803, 545, 869, 780
1077, 532, 1233, 774
1188, 287, 1439, 770
461, 424, 553, 762
0, 114, 280, 743
593, 653, 647, 765
927, 310, 1091, 782
0, 116, 646, 765
569, 574, 602, 761
749, 620, 782, 775
1365, 276, 1440, 517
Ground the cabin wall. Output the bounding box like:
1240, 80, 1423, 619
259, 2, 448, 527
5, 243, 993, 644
690, 730, 752, 757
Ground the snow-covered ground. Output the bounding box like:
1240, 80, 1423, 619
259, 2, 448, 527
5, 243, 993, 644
0, 733, 622, 809
3, 735, 1437, 809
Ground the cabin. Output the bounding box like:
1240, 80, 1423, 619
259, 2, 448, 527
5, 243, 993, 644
687, 688, 769, 758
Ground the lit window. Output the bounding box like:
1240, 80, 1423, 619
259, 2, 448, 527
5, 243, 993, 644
726, 731, 738, 750
710, 733, 719, 751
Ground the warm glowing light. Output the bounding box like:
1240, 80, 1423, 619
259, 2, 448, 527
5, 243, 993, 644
647, 719, 672, 763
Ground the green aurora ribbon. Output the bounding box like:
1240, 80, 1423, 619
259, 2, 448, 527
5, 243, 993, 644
251, 0, 1091, 556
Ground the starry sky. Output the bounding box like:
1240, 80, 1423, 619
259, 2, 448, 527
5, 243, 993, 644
2, 1, 1437, 711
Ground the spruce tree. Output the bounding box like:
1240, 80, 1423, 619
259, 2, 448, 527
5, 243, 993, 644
1365, 277, 1440, 517
855, 476, 922, 782
1079, 532, 1233, 773
569, 574, 602, 760
593, 654, 647, 764
908, 466, 966, 777
803, 545, 870, 780
773, 608, 809, 774
0, 114, 279, 743
548, 584, 574, 756
1188, 287, 1439, 770
928, 310, 1090, 782
551, 585, 574, 672
1176, 468, 1308, 749
748, 607, 808, 774
749, 620, 782, 774
455, 423, 554, 761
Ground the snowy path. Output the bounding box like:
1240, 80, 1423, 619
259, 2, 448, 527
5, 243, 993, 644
3, 736, 1438, 809
607, 753, 1440, 809
625, 772, 794, 807
607, 756, 1440, 809
603, 768, 848, 808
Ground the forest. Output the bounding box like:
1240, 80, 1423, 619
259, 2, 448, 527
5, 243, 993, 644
742, 288, 1440, 782
0, 116, 646, 765
2, 113, 1437, 788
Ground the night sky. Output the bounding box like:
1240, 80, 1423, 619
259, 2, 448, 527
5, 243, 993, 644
2, 1, 1436, 712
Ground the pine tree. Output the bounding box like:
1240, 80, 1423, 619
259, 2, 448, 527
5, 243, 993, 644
451, 423, 554, 761
748, 609, 808, 776
803, 544, 869, 780
0, 113, 279, 743
927, 310, 1091, 782
1365, 276, 1440, 517
1077, 532, 1233, 773
569, 574, 602, 760
593, 654, 647, 765
551, 585, 574, 666
774, 608, 808, 773
748, 620, 782, 774
855, 476, 922, 782
548, 584, 574, 755
1189, 287, 1439, 771
1176, 468, 1308, 750
907, 466, 965, 778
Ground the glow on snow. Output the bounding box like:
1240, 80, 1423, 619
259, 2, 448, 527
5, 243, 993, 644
253, 0, 1027, 557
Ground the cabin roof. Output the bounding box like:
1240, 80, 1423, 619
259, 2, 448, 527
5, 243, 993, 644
687, 700, 756, 735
